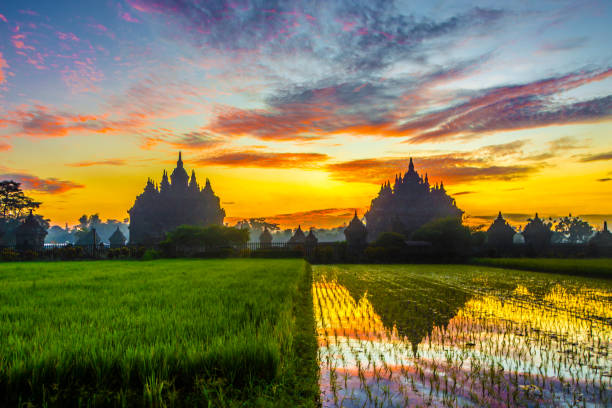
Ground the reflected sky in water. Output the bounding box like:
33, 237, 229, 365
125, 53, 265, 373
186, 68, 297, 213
314, 273, 612, 408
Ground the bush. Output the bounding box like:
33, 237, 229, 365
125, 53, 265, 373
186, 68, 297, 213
141, 249, 161, 260
412, 217, 472, 259
20, 250, 38, 261
57, 245, 84, 260
1, 248, 19, 262
312, 246, 335, 263
363, 232, 410, 263
160, 225, 249, 257
374, 232, 408, 250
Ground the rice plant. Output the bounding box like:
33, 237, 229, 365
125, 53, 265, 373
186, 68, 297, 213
0, 259, 319, 407
313, 264, 612, 407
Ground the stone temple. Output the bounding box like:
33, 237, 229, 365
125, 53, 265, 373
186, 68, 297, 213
365, 158, 463, 241
128, 152, 225, 245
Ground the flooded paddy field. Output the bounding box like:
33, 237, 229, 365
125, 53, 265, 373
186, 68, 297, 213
313, 264, 612, 407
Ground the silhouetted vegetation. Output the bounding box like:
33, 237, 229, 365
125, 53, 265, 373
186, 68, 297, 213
0, 180, 48, 246
412, 216, 472, 258
553, 215, 593, 243
364, 232, 411, 262
159, 225, 249, 257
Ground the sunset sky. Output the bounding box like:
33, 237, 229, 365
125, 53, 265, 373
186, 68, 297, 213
0, 0, 611, 230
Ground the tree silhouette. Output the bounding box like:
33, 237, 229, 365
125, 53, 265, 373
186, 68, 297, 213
0, 181, 41, 220
0, 180, 47, 246
554, 215, 593, 243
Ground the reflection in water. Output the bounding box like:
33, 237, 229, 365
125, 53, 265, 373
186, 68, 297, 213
314, 278, 612, 407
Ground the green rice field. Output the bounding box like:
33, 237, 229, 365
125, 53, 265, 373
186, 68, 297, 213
472, 257, 612, 278
2, 259, 611, 407
313, 264, 612, 407
0, 259, 319, 407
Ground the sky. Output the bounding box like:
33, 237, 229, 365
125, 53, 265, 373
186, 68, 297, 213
0, 0, 611, 230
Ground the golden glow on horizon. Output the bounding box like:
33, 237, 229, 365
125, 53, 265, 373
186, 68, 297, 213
5, 120, 612, 229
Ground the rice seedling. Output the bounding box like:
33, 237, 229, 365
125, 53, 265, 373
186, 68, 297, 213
0, 259, 319, 407
313, 264, 612, 407
472, 257, 612, 278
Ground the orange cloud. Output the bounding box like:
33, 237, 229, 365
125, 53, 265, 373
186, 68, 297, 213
143, 131, 224, 150
194, 151, 329, 169
65, 159, 127, 167
0, 172, 84, 194
227, 207, 362, 229
207, 105, 333, 141
3, 105, 140, 138
326, 155, 537, 185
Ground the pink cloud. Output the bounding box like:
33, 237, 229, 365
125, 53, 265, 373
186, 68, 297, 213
400, 68, 612, 142
126, 0, 165, 13
90, 23, 108, 32
61, 58, 104, 93
5, 105, 117, 138
120, 11, 140, 23
0, 14, 8, 23
88, 23, 116, 39
57, 31, 79, 41
11, 34, 35, 50
0, 52, 7, 84
18, 10, 38, 16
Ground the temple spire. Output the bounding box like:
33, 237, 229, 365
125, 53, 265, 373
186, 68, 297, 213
160, 169, 170, 192
189, 169, 198, 190
177, 151, 183, 168
203, 178, 213, 194
408, 157, 414, 173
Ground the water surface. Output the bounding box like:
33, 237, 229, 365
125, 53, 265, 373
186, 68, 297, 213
313, 265, 612, 407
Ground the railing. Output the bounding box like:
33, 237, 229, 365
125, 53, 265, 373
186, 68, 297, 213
0, 244, 147, 261
0, 241, 340, 261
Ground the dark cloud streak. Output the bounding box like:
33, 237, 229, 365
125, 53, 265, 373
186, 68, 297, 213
580, 151, 612, 162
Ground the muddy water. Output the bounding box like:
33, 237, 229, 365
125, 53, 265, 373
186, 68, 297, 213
313, 277, 612, 407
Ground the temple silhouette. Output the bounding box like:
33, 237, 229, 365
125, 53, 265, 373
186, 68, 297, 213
365, 158, 463, 241
128, 152, 225, 245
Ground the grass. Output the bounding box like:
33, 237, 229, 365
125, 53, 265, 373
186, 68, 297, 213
0, 259, 319, 407
313, 264, 612, 407
471, 257, 612, 278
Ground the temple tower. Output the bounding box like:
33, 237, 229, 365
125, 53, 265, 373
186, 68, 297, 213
170, 151, 189, 190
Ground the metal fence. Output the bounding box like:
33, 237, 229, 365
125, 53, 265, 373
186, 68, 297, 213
0, 241, 340, 261
0, 244, 147, 261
